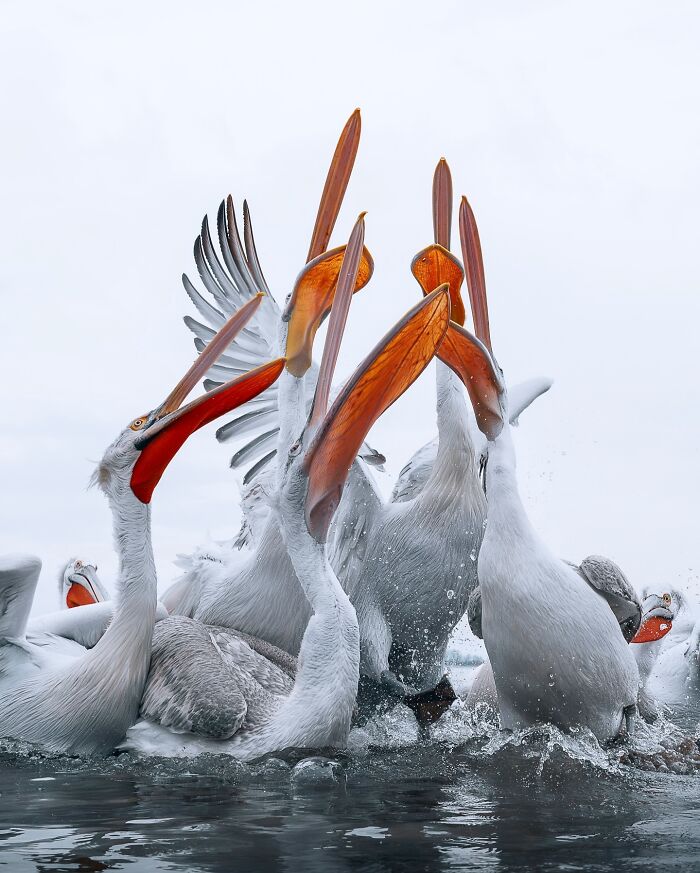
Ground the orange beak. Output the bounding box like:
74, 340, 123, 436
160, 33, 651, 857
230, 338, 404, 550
438, 322, 506, 441
303, 285, 451, 541
630, 616, 673, 644
66, 582, 98, 608
459, 194, 491, 350
284, 109, 373, 378
283, 244, 374, 377
128, 293, 284, 503
131, 359, 284, 504
410, 159, 466, 327
306, 109, 362, 263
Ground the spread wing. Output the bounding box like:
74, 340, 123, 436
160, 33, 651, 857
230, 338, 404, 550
140, 616, 296, 740
183, 197, 383, 486
0, 554, 41, 641
182, 197, 292, 481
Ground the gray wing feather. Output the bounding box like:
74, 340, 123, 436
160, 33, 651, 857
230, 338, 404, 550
216, 200, 252, 296
224, 197, 261, 297
141, 617, 248, 738
216, 406, 278, 443
193, 236, 233, 315
242, 200, 270, 295
329, 462, 384, 601
390, 438, 438, 503
0, 554, 41, 641
242, 450, 277, 485
229, 429, 280, 469
182, 274, 226, 328
569, 555, 641, 642
201, 215, 243, 303
141, 617, 295, 739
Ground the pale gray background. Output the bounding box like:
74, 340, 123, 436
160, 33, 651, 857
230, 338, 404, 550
1, 0, 698, 615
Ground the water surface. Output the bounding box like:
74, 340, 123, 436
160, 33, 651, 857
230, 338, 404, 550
2, 701, 700, 873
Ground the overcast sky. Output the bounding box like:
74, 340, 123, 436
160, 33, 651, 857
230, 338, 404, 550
1, 0, 698, 615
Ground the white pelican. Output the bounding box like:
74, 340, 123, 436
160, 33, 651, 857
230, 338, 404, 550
163, 111, 378, 659
446, 214, 639, 742
168, 146, 548, 721
467, 589, 675, 726
0, 297, 283, 755
631, 592, 675, 722
331, 164, 551, 709
125, 220, 453, 759
639, 591, 700, 726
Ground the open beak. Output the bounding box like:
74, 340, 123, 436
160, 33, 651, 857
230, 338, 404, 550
131, 359, 284, 504
66, 565, 102, 608
631, 615, 673, 644
631, 595, 674, 643
459, 195, 491, 350
283, 243, 373, 377
438, 322, 506, 441
283, 109, 372, 377
306, 109, 362, 263
410, 159, 466, 327
303, 285, 451, 541
129, 294, 285, 503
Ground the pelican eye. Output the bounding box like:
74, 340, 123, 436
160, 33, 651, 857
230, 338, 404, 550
662, 593, 672, 605
75, 560, 82, 569
130, 417, 147, 431
289, 440, 302, 458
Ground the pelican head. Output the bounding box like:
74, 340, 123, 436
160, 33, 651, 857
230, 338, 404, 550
93, 294, 285, 505
59, 558, 108, 609
631, 593, 675, 644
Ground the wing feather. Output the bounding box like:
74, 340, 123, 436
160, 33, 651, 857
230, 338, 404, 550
215, 406, 278, 442
229, 429, 280, 469
0, 554, 41, 641
140, 617, 295, 739
243, 200, 270, 295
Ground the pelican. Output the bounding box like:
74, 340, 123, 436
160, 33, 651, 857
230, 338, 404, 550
163, 111, 378, 660
445, 229, 639, 742
21, 559, 115, 653
640, 591, 700, 727
125, 219, 452, 760
58, 559, 108, 609
631, 592, 675, 722
168, 143, 548, 719
0, 296, 283, 755
466, 589, 675, 726
328, 164, 550, 713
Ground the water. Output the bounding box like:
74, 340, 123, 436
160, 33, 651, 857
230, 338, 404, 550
2, 693, 700, 873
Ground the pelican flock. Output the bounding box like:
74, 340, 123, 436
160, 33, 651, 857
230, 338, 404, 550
1, 110, 696, 761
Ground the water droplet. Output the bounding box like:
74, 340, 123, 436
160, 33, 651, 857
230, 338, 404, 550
446, 589, 455, 600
